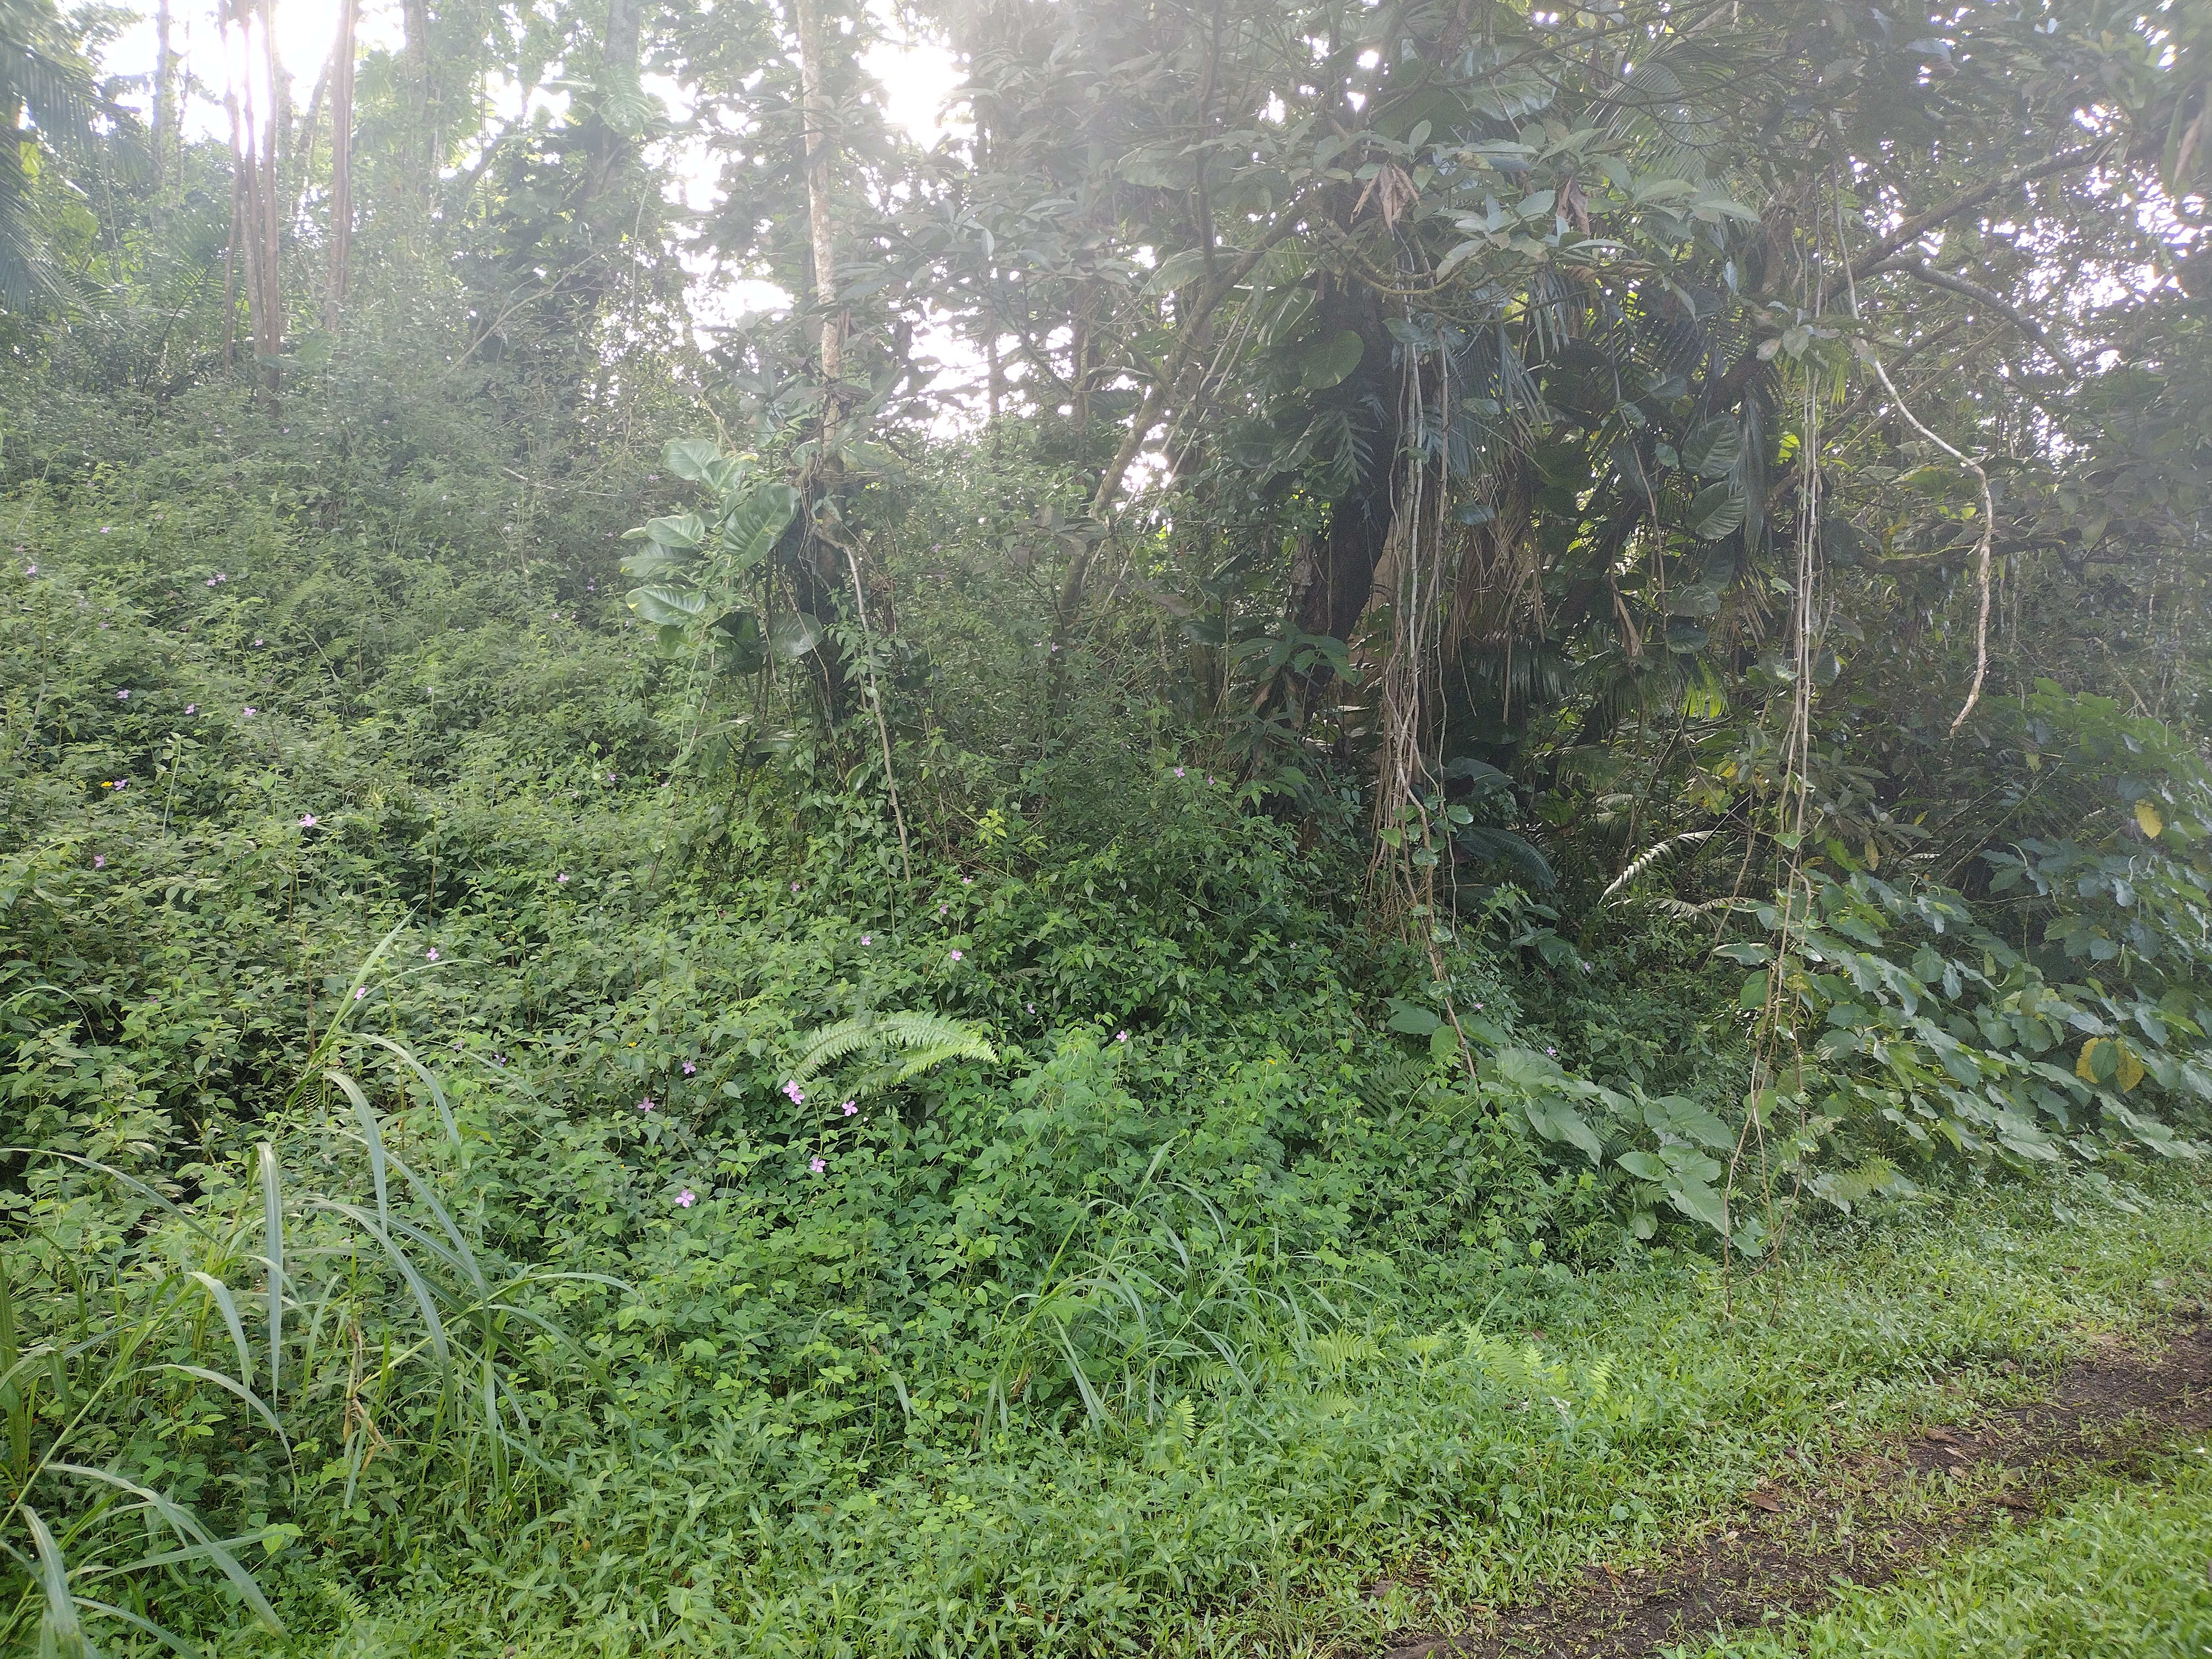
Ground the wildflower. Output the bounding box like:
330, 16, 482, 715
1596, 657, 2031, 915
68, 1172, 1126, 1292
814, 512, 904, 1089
206, 578, 217, 586
682, 1061, 697, 1076
425, 949, 440, 962
637, 1099, 655, 1113
23, 564, 33, 575
1027, 1003, 1036, 1014
354, 987, 368, 1000
1472, 1001, 1484, 1010
676, 1189, 696, 1208
92, 854, 106, 869
810, 1156, 827, 1173
860, 934, 872, 946
184, 703, 196, 716
1174, 767, 1185, 778
792, 882, 801, 892
117, 688, 130, 700
949, 949, 964, 962
557, 873, 568, 883
1546, 1046, 1557, 1056
253, 638, 263, 646
100, 526, 110, 534
299, 814, 317, 827
242, 707, 256, 717
939, 904, 948, 914
1115, 1030, 1128, 1043
842, 1100, 858, 1116
782, 1079, 805, 1104
962, 875, 973, 885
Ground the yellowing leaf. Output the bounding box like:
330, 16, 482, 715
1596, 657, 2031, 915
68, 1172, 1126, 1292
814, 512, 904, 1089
2135, 799, 2164, 838
2077, 1036, 2145, 1092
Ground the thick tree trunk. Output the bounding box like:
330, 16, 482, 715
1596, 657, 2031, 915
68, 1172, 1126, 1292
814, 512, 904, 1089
793, 0, 844, 425
323, 0, 359, 332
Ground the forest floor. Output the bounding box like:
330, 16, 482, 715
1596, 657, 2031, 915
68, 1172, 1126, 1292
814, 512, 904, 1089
1374, 1316, 2212, 1658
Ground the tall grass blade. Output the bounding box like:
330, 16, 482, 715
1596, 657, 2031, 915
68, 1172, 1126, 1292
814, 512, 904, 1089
355, 1032, 461, 1144
23, 1504, 95, 1659
65, 1598, 199, 1658
158, 1364, 289, 1447
50, 1464, 283, 1634
329, 1071, 389, 1227
315, 1203, 451, 1374
184, 1272, 254, 1385
258, 1144, 283, 1406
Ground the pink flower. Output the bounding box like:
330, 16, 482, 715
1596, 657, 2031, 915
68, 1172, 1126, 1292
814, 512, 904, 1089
962, 876, 973, 885
1027, 1003, 1036, 1013
949, 949, 964, 962
184, 704, 196, 715
676, 1188, 696, 1208
1546, 1046, 1557, 1056
682, 1061, 697, 1076
1115, 1030, 1128, 1043
791, 881, 801, 892
299, 814, 317, 827
782, 1080, 805, 1104
842, 1100, 858, 1115
637, 1098, 655, 1113
557, 873, 568, 883
92, 854, 106, 869
939, 904, 948, 914
116, 688, 129, 700
353, 987, 367, 1000
242, 707, 256, 717
23, 564, 33, 575
1174, 767, 1185, 778
810, 1156, 826, 1173
860, 935, 872, 946
253, 638, 263, 646
425, 949, 439, 962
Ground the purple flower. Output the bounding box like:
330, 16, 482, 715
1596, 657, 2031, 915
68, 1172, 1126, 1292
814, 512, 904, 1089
962, 875, 973, 885
1546, 1046, 1557, 1056
782, 1080, 805, 1104
557, 873, 568, 883
242, 707, 256, 717
184, 703, 196, 716
1472, 1001, 1484, 1010
299, 814, 317, 827
100, 526, 109, 534
116, 689, 129, 700
860, 935, 872, 946
1027, 1003, 1036, 1014
842, 1100, 858, 1115
676, 1188, 696, 1208
23, 564, 34, 575
792, 881, 801, 892
1174, 767, 1185, 778
1115, 1030, 1128, 1042
425, 949, 439, 962
939, 904, 948, 914
810, 1156, 827, 1173
206, 577, 217, 587
253, 638, 263, 646
949, 949, 964, 962
92, 854, 106, 869
354, 987, 368, 1000
637, 1098, 655, 1113
682, 1061, 697, 1076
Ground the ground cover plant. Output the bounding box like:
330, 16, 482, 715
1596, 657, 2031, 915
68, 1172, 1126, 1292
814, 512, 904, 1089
4, 0, 2212, 1650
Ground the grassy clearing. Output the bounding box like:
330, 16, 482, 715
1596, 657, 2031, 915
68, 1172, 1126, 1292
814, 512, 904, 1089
271, 1171, 2212, 1658
1687, 1454, 2212, 1659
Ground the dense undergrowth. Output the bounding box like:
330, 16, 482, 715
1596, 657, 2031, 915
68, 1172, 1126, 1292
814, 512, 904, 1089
1, 372, 2207, 1654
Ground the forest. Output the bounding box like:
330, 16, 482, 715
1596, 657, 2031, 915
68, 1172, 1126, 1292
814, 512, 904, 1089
2, 0, 2211, 1650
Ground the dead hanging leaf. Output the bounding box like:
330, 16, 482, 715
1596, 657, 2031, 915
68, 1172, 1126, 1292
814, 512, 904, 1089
1559, 173, 1591, 236
1354, 161, 1421, 229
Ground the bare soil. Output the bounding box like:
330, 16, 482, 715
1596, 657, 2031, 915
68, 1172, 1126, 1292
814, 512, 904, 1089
1374, 1317, 2212, 1659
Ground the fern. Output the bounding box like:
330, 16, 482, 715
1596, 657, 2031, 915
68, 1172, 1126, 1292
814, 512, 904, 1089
789, 1011, 998, 1087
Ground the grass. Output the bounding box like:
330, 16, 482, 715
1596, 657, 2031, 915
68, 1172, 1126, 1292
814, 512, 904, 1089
246, 1168, 2212, 1658
1687, 1455, 2212, 1658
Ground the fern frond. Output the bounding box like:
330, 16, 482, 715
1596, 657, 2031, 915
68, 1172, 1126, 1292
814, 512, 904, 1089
790, 1010, 997, 1083
1603, 830, 1717, 900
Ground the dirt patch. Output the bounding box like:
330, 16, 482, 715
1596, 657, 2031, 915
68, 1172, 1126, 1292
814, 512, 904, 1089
1376, 1319, 2212, 1659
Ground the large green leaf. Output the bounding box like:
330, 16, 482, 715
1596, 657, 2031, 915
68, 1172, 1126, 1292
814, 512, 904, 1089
628, 586, 708, 626
1687, 482, 1746, 541
1300, 330, 1365, 392
663, 438, 723, 481
1679, 418, 1741, 480
723, 484, 801, 568
770, 612, 825, 661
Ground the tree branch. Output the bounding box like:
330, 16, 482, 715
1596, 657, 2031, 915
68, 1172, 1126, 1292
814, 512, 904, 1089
1890, 259, 2077, 378
1848, 142, 2111, 280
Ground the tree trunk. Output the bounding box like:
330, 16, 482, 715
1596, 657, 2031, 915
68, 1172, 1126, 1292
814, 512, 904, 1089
153, 0, 177, 197
401, 0, 432, 189
323, 0, 358, 332
793, 0, 844, 426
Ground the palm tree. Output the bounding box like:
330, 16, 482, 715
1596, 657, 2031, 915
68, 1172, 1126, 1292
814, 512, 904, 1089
1, 0, 118, 306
